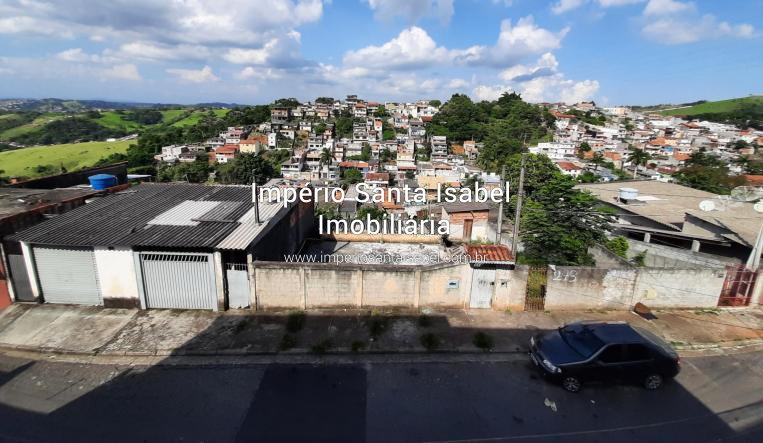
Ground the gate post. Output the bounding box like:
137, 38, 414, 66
247, 253, 257, 310
213, 251, 225, 312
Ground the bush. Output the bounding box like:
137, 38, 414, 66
417, 314, 432, 328
472, 332, 494, 351
286, 311, 306, 333
311, 339, 332, 354
420, 333, 440, 351
279, 334, 296, 351
351, 340, 367, 353
605, 236, 629, 258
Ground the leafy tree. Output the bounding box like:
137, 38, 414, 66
315, 97, 334, 105
273, 98, 300, 108
429, 100, 441, 108
319, 148, 333, 166
360, 143, 371, 161
341, 168, 363, 186
216, 153, 276, 185
578, 171, 598, 183
590, 151, 606, 171
314, 122, 327, 135
577, 142, 592, 159
375, 105, 389, 117
125, 109, 163, 125
157, 158, 210, 183
335, 117, 353, 138
605, 236, 629, 258
463, 174, 484, 189
427, 94, 487, 142
356, 205, 386, 221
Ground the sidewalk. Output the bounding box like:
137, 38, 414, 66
0, 303, 761, 358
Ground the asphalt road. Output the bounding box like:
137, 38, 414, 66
0, 351, 761, 442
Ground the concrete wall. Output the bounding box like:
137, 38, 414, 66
544, 265, 728, 310
253, 262, 488, 310
626, 239, 740, 268
93, 247, 141, 308
492, 265, 528, 311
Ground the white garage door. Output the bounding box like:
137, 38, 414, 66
139, 252, 218, 310
33, 246, 102, 305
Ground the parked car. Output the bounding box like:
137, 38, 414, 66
529, 321, 680, 393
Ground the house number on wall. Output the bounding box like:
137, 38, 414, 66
552, 270, 577, 283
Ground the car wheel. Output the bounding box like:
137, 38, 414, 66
644, 374, 663, 390
562, 376, 582, 393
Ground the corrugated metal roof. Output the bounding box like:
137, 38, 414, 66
148, 200, 222, 226
216, 200, 291, 250
7, 183, 281, 250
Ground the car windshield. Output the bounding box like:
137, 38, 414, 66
559, 324, 605, 358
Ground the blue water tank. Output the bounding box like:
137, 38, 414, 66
88, 174, 118, 190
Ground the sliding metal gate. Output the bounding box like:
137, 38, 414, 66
33, 246, 102, 305
139, 252, 217, 310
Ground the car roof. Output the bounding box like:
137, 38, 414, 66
568, 322, 645, 345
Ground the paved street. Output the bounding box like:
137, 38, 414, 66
0, 351, 761, 442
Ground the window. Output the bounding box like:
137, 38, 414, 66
624, 344, 652, 362
598, 345, 625, 363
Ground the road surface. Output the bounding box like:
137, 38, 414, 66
0, 350, 761, 442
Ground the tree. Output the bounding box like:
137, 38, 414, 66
577, 142, 592, 159
356, 205, 386, 221
335, 117, 353, 138
341, 168, 363, 186
605, 236, 629, 258
520, 175, 613, 265
590, 151, 605, 171
429, 100, 441, 108
375, 105, 389, 117
157, 158, 210, 183
319, 148, 333, 167
216, 153, 276, 185
273, 98, 300, 108
577, 171, 598, 183
360, 143, 371, 161
626, 149, 651, 178
315, 97, 334, 105
463, 174, 483, 189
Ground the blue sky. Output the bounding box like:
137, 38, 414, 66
0, 0, 760, 105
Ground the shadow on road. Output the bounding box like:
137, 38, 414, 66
0, 313, 760, 442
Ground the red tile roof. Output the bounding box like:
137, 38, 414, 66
215, 145, 239, 154
464, 245, 514, 262
365, 172, 389, 182
339, 161, 369, 168
744, 175, 763, 186
673, 152, 690, 161
556, 161, 582, 171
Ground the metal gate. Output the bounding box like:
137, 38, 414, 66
33, 246, 102, 305
139, 252, 217, 310
470, 267, 495, 308
718, 265, 757, 307
226, 263, 250, 309
525, 266, 547, 311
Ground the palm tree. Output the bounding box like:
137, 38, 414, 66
627, 149, 651, 178
319, 148, 333, 167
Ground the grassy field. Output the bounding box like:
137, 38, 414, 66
0, 140, 132, 178
0, 113, 65, 140
95, 111, 146, 132
160, 108, 188, 123
172, 109, 230, 127
661, 96, 763, 116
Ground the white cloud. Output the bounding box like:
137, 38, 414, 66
166, 65, 219, 83
640, 0, 755, 44
474, 52, 599, 104
222, 31, 303, 67
477, 17, 569, 66
102, 64, 141, 81
597, 0, 644, 6
117, 41, 211, 62
448, 78, 470, 89
551, 0, 586, 15
643, 0, 693, 16
343, 26, 453, 69
56, 48, 90, 62
366, 0, 454, 24
236, 66, 282, 80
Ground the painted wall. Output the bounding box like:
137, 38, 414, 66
544, 266, 728, 310
93, 247, 141, 308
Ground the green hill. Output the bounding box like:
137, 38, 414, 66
661, 96, 763, 116
0, 140, 132, 178
661, 96, 763, 129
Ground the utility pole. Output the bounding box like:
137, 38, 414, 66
496, 164, 506, 244
510, 154, 526, 258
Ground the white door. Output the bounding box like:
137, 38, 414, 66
33, 246, 102, 305
470, 268, 495, 309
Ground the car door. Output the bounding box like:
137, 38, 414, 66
619, 344, 654, 382
589, 344, 626, 382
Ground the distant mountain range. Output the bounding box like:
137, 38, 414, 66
0, 98, 240, 112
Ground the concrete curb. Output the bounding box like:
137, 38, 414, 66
2, 337, 762, 365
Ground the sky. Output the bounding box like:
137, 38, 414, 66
0, 0, 760, 106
